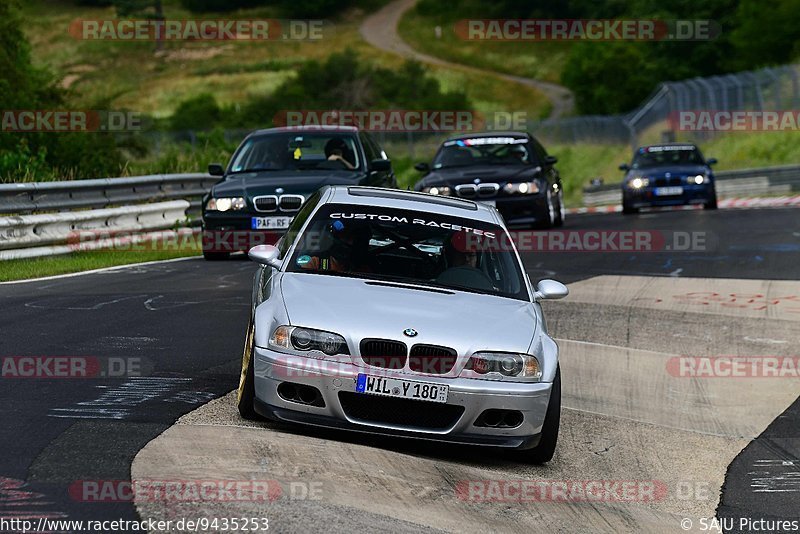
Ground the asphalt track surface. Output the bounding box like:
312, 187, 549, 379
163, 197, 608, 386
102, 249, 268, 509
1, 206, 798, 533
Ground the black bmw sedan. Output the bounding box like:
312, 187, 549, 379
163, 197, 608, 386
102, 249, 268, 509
413, 132, 564, 228
201, 126, 396, 260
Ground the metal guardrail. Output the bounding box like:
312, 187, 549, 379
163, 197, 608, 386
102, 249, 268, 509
0, 201, 191, 261
0, 173, 216, 261
0, 173, 217, 215
583, 164, 800, 206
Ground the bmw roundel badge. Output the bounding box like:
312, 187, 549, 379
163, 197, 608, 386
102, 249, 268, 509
403, 328, 418, 337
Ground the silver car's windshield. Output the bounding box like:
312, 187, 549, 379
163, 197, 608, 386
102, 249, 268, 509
287, 203, 528, 300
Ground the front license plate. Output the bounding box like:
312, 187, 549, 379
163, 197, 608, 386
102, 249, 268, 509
251, 216, 292, 230
356, 374, 449, 403
654, 186, 683, 196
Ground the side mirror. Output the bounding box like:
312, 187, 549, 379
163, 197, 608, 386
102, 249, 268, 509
534, 279, 568, 301
208, 163, 225, 176
544, 155, 558, 165
370, 159, 391, 172
619, 163, 630, 171
414, 162, 430, 173
706, 158, 717, 165
248, 245, 282, 269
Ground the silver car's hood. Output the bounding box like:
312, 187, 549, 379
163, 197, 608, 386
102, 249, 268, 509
279, 273, 538, 356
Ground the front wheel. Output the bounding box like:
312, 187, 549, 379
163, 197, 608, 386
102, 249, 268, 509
521, 366, 561, 464
553, 190, 565, 227
237, 318, 259, 420
704, 194, 718, 210
622, 202, 638, 215
537, 189, 556, 229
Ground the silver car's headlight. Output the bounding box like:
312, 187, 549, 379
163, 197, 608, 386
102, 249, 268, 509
270, 325, 350, 356
206, 197, 246, 212
422, 186, 451, 196
503, 181, 541, 194
464, 351, 542, 381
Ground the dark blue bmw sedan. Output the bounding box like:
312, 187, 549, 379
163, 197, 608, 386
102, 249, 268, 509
619, 144, 718, 214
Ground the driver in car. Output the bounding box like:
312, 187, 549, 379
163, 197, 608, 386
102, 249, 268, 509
325, 138, 355, 170
298, 220, 373, 273
435, 233, 495, 291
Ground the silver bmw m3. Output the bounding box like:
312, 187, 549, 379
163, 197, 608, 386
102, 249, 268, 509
237, 185, 568, 463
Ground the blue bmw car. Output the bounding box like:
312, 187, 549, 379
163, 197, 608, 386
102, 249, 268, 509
620, 144, 718, 214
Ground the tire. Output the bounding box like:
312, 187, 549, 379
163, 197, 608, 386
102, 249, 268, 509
521, 366, 561, 464
622, 203, 638, 215
704, 193, 718, 210
553, 190, 565, 227
538, 189, 556, 229
203, 251, 230, 261
237, 318, 260, 420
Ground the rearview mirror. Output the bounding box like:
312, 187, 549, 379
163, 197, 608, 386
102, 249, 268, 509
544, 155, 558, 165
208, 163, 225, 176
534, 279, 568, 301
414, 162, 430, 173
248, 245, 282, 269
370, 159, 391, 172
619, 163, 630, 171
706, 158, 717, 165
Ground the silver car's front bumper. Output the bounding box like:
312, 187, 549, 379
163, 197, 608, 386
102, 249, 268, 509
252, 346, 553, 450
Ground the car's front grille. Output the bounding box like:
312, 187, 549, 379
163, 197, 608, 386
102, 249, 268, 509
279, 195, 304, 211
455, 183, 499, 198
360, 339, 407, 369
338, 392, 464, 430
409, 344, 457, 374
254, 195, 278, 212
654, 177, 684, 187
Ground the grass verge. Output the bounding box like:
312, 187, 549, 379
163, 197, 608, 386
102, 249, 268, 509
0, 248, 200, 282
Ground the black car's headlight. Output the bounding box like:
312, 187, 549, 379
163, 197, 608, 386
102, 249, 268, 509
422, 186, 451, 196
206, 197, 246, 212
464, 351, 542, 381
270, 325, 350, 357
503, 181, 541, 195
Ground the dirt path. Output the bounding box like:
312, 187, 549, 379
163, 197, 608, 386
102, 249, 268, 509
359, 0, 575, 119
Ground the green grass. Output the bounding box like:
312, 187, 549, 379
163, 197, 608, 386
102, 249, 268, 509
398, 10, 570, 85
19, 0, 550, 123
0, 248, 200, 282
